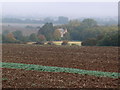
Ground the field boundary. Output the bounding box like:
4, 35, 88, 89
1, 62, 120, 78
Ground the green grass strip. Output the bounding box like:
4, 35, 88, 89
2, 78, 8, 81
1, 62, 120, 78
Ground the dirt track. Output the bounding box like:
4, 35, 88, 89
2, 44, 119, 88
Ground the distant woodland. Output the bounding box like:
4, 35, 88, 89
2, 18, 119, 46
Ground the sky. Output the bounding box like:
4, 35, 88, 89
0, 0, 119, 2
1, 2, 118, 19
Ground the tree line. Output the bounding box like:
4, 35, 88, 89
2, 18, 119, 46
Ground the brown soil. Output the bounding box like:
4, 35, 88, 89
2, 44, 119, 72
2, 44, 119, 88
2, 68, 119, 88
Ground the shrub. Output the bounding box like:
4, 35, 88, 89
97, 32, 119, 46
71, 43, 77, 46
35, 41, 45, 45
81, 38, 97, 46
47, 41, 55, 45
61, 40, 69, 45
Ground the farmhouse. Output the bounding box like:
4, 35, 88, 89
57, 28, 68, 37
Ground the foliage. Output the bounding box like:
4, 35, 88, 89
7, 33, 16, 41
2, 62, 119, 78
61, 40, 69, 45
82, 30, 119, 46
58, 18, 118, 46
2, 18, 118, 46
81, 18, 97, 28
71, 43, 78, 46
97, 31, 119, 46
62, 32, 71, 40
47, 41, 55, 45
2, 32, 20, 43
53, 29, 61, 40
68, 20, 81, 27
35, 41, 45, 45
38, 23, 54, 41
12, 30, 23, 41
81, 38, 98, 46
29, 33, 38, 42
38, 34, 46, 41
20, 36, 30, 43
56, 18, 99, 41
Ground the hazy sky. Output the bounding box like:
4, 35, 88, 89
2, 2, 118, 18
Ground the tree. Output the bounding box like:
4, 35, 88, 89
38, 23, 54, 41
81, 30, 119, 46
12, 30, 23, 41
70, 31, 80, 41
38, 34, 46, 41
53, 29, 61, 40
47, 41, 55, 45
2, 35, 8, 43
6, 32, 16, 41
68, 20, 81, 27
98, 31, 119, 46
63, 32, 71, 40
2, 32, 19, 43
82, 18, 97, 28
20, 36, 29, 43
61, 40, 69, 45
29, 33, 38, 42
81, 38, 97, 46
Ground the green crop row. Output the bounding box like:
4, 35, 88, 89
1, 62, 120, 78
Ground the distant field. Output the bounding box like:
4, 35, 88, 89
51, 41, 62, 45
2, 23, 60, 27
2, 23, 44, 27
52, 41, 81, 46
28, 41, 82, 46
2, 23, 39, 36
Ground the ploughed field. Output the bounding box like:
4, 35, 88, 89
2, 44, 119, 88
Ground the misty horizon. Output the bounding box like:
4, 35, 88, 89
2, 2, 118, 19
